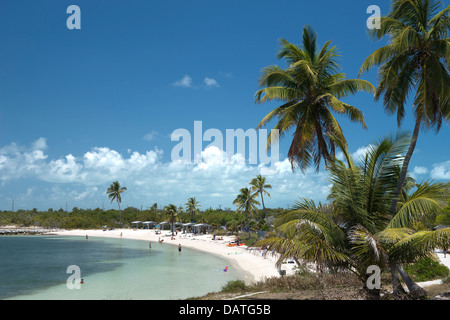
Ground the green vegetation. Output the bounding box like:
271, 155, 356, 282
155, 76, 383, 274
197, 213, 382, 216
0, 204, 286, 234
404, 257, 450, 282
359, 0, 450, 217
221, 280, 249, 293
255, 26, 375, 172
256, 133, 450, 299
106, 181, 127, 227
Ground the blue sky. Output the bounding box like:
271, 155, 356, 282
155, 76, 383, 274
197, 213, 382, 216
0, 0, 448, 211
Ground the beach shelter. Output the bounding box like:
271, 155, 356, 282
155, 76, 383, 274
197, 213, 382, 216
142, 221, 157, 229
158, 221, 171, 230
182, 222, 195, 233
193, 223, 210, 234
131, 221, 143, 229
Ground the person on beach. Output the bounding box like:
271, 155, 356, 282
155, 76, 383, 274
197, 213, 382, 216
178, 244, 182, 252
444, 247, 447, 258
86, 235, 88, 240
149, 241, 152, 249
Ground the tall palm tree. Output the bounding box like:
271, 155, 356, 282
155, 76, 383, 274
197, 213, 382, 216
255, 25, 375, 171
185, 197, 200, 221
257, 133, 450, 299
164, 204, 178, 235
359, 0, 450, 216
250, 175, 272, 222
106, 181, 127, 228
233, 187, 260, 239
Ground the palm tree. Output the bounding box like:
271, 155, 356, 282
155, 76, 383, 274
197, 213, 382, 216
255, 25, 375, 171
106, 181, 127, 228
257, 133, 450, 299
185, 197, 200, 221
250, 175, 272, 222
164, 204, 178, 235
359, 0, 450, 216
233, 187, 260, 239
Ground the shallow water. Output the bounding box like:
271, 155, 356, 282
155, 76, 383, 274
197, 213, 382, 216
0, 235, 243, 300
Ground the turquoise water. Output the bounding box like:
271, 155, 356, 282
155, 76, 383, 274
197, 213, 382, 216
0, 236, 243, 300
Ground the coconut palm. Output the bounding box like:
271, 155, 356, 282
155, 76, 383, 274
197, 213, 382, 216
233, 187, 260, 239
255, 25, 375, 171
185, 197, 200, 221
359, 0, 450, 216
164, 204, 178, 235
250, 175, 272, 222
106, 181, 127, 228
257, 133, 450, 299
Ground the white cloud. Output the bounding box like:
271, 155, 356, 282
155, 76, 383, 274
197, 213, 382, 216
142, 130, 159, 141
32, 137, 48, 151
0, 139, 333, 209
204, 77, 219, 87
352, 144, 374, 161
413, 166, 428, 175
430, 161, 450, 180
173, 75, 193, 88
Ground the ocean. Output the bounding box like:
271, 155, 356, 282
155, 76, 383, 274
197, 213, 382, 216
0, 235, 243, 300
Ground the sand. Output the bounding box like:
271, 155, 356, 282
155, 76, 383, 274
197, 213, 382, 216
47, 228, 296, 284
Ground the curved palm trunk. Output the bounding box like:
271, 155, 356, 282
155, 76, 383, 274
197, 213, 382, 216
396, 264, 427, 300
389, 118, 426, 299
389, 117, 421, 214
389, 263, 408, 300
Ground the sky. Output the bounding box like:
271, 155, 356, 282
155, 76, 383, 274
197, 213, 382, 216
0, 0, 448, 211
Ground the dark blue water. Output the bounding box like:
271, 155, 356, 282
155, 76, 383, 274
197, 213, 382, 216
0, 236, 242, 300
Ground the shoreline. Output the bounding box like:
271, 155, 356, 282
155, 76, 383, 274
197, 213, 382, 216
46, 228, 295, 284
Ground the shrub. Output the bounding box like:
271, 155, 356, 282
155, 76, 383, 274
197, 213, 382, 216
221, 280, 248, 293
404, 257, 450, 282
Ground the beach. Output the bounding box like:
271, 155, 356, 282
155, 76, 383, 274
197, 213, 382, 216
47, 228, 294, 284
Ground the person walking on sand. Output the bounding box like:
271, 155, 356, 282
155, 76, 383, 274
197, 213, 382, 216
444, 247, 447, 258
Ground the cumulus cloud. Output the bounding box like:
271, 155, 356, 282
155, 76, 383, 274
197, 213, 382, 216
410, 166, 428, 180
430, 161, 450, 180
173, 75, 193, 88
0, 140, 332, 209
204, 77, 219, 87
142, 130, 159, 141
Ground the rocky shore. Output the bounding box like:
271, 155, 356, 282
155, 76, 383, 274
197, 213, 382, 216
0, 227, 61, 235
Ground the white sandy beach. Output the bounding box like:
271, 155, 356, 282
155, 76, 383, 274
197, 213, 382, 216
47, 228, 295, 284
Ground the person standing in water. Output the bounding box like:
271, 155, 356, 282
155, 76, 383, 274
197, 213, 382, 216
178, 244, 182, 252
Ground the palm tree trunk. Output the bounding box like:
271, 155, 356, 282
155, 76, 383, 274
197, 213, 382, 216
396, 264, 427, 300
388, 118, 426, 299
246, 211, 251, 240
389, 262, 408, 300
117, 201, 122, 228
260, 193, 267, 222
389, 117, 421, 214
